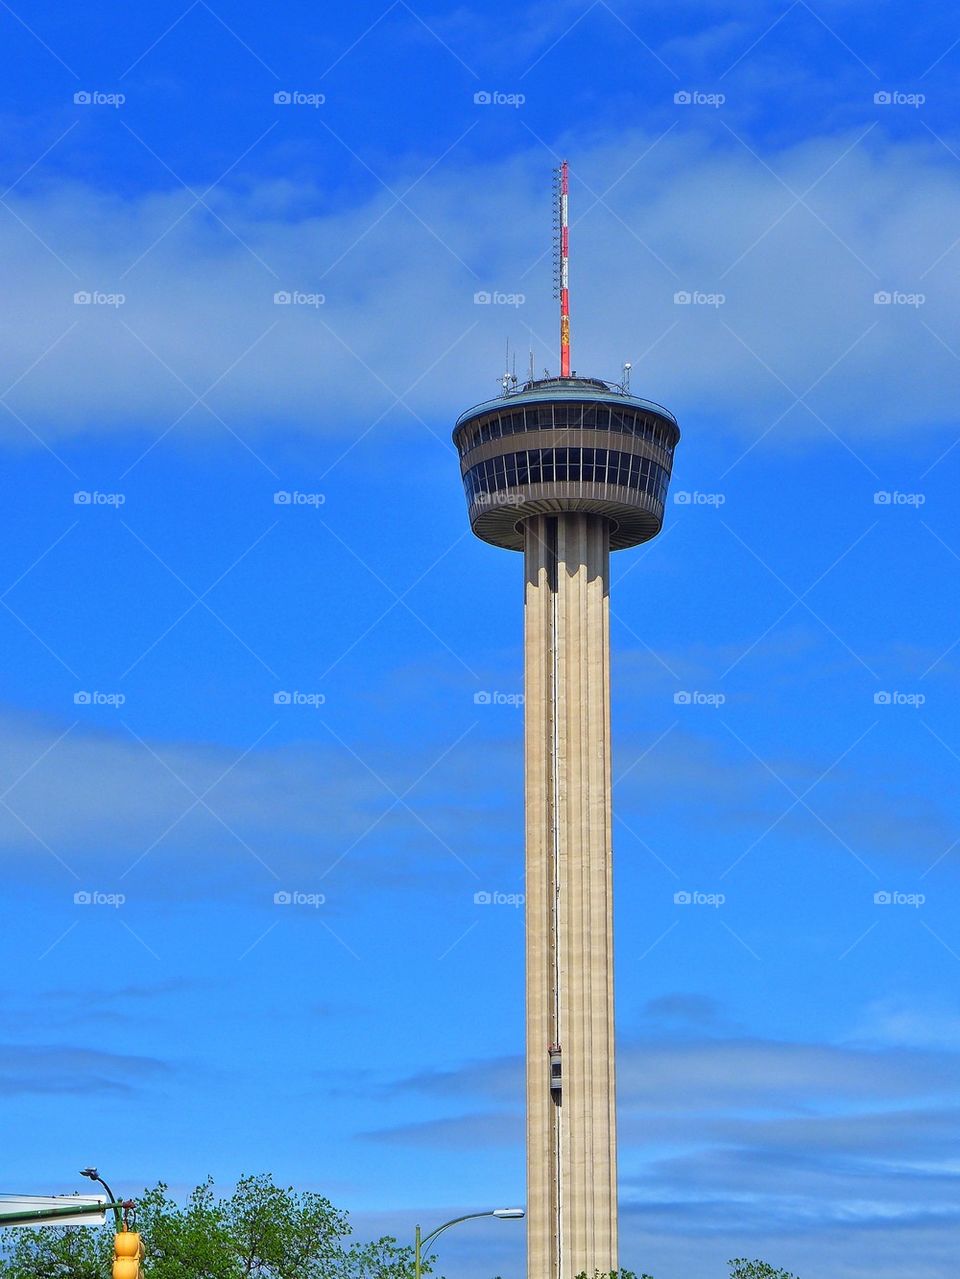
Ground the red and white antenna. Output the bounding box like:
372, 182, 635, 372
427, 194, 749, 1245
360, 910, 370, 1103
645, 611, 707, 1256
557, 160, 571, 377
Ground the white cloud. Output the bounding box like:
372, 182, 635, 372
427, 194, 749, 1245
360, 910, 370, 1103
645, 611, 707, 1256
378, 1033, 960, 1120
364, 1032, 960, 1274
851, 996, 960, 1051
0, 1041, 168, 1094
2, 126, 959, 445
0, 709, 506, 894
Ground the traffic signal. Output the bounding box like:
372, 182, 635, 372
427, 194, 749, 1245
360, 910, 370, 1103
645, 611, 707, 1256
113, 1230, 144, 1279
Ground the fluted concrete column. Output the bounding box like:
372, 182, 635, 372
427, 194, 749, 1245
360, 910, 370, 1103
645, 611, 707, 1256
524, 513, 617, 1279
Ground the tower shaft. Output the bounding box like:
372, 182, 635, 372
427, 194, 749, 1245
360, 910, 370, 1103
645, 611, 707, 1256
524, 512, 618, 1279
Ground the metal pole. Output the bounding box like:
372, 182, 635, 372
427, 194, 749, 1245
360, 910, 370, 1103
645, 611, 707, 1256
413, 1207, 522, 1278
0, 1202, 118, 1227
80, 1171, 123, 1229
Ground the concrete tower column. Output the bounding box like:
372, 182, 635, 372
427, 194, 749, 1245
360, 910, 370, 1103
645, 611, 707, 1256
454, 372, 678, 1279
524, 512, 618, 1279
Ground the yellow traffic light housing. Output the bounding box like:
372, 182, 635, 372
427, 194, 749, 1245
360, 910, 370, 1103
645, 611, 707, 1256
113, 1230, 144, 1279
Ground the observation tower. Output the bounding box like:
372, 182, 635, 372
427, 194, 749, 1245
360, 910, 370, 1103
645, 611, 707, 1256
452, 162, 680, 1279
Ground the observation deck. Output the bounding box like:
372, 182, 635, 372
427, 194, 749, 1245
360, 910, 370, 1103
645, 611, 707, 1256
452, 376, 681, 552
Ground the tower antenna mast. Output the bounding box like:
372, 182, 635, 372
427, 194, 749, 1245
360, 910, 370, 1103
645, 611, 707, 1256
555, 160, 571, 377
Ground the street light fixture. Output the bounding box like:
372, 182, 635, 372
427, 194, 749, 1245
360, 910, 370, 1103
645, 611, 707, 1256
414, 1207, 524, 1279
80, 1167, 122, 1228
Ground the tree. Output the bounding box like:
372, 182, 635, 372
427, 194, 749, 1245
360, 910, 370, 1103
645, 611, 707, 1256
0, 1176, 420, 1279
728, 1261, 800, 1279
574, 1260, 800, 1279
0, 1220, 106, 1279
575, 1269, 653, 1279
0, 1178, 801, 1279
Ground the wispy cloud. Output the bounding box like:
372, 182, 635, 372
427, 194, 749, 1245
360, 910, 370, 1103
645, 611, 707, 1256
2, 128, 959, 442
0, 1041, 169, 1095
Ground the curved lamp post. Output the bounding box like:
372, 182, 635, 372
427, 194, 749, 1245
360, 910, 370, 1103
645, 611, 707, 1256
80, 1167, 123, 1228
414, 1207, 524, 1279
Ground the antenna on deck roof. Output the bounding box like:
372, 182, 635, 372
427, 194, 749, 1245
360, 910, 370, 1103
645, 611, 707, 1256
552, 160, 571, 377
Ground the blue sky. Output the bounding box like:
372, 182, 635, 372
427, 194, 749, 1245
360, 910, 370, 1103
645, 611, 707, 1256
1, 1, 960, 1276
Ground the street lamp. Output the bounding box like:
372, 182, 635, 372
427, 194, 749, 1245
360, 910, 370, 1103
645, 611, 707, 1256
414, 1207, 524, 1279
80, 1166, 122, 1228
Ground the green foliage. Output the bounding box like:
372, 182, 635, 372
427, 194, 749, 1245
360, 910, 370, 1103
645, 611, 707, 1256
575, 1261, 800, 1279
0, 1221, 109, 1279
0, 1176, 419, 1279
0, 1179, 801, 1279
574, 1269, 653, 1279
728, 1260, 800, 1279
